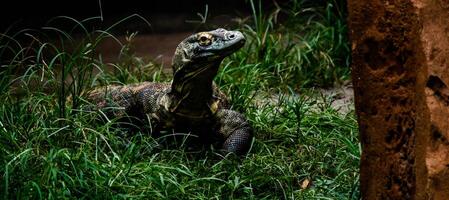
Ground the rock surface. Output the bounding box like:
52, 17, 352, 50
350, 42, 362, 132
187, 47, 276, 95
348, 0, 449, 199
418, 0, 449, 199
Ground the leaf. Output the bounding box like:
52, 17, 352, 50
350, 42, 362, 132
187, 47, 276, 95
301, 178, 312, 189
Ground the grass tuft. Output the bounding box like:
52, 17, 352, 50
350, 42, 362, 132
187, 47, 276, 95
0, 1, 359, 199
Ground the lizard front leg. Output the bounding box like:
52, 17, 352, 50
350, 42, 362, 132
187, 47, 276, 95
215, 109, 253, 155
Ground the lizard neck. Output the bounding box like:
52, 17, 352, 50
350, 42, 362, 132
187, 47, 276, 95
168, 60, 221, 116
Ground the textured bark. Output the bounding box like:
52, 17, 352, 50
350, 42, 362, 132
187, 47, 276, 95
348, 0, 449, 199
348, 0, 425, 199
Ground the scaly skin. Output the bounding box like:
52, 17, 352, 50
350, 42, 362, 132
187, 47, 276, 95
88, 28, 252, 155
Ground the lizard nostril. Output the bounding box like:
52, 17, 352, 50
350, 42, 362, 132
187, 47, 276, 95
228, 34, 235, 39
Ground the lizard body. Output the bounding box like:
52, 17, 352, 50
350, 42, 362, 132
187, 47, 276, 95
88, 29, 252, 155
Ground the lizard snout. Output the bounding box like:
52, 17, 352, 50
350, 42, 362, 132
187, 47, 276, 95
224, 31, 245, 42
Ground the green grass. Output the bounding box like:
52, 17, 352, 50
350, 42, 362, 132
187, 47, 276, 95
0, 1, 359, 199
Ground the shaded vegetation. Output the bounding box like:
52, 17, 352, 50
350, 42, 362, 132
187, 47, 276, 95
0, 0, 358, 199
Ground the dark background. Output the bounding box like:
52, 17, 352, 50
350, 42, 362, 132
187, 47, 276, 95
0, 0, 259, 33
0, 0, 282, 63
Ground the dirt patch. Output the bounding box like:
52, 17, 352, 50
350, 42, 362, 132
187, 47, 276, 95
319, 84, 354, 114
252, 84, 355, 116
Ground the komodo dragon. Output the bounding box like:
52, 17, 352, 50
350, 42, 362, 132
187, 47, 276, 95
87, 28, 253, 155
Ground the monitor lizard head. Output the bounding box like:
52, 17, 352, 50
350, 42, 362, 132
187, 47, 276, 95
166, 28, 245, 116
171, 28, 245, 79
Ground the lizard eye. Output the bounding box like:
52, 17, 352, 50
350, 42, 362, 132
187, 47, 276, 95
198, 34, 212, 46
